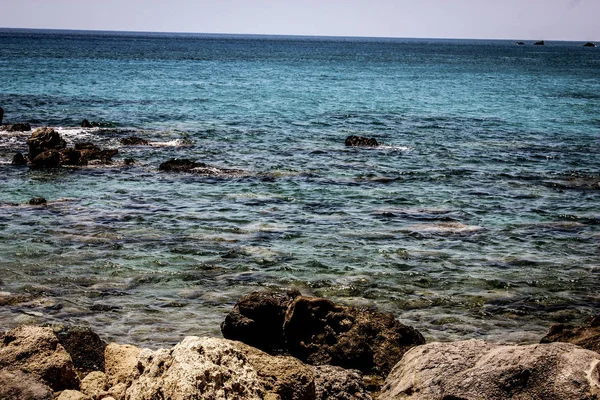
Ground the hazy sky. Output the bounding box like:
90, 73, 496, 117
2, 0, 598, 41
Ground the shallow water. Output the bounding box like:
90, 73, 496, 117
1, 29, 599, 346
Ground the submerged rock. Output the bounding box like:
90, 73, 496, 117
345, 135, 379, 147
221, 290, 300, 353
120, 136, 149, 145
379, 340, 600, 400
159, 158, 246, 177
27, 128, 66, 160
0, 325, 79, 391
12, 152, 27, 165
28, 197, 47, 206
0, 368, 54, 400
540, 316, 600, 353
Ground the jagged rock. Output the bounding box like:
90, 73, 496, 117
81, 119, 93, 128
584, 42, 596, 47
313, 365, 371, 400
30, 149, 62, 169
0, 325, 79, 391
56, 390, 91, 400
236, 341, 316, 400
54, 326, 107, 376
379, 340, 600, 400
283, 296, 425, 375
221, 290, 301, 353
104, 343, 141, 388
12, 152, 27, 165
540, 316, 600, 353
27, 127, 66, 160
4, 122, 32, 132
534, 40, 545, 45
80, 371, 108, 399
28, 197, 47, 206
120, 136, 149, 146
126, 337, 265, 400
0, 368, 54, 400
345, 135, 379, 147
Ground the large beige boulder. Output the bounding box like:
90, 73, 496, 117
56, 390, 91, 400
125, 337, 265, 400
80, 371, 108, 399
0, 325, 79, 391
380, 339, 600, 400
104, 343, 141, 388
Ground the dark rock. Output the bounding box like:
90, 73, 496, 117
60, 148, 83, 166
98, 149, 118, 164
123, 158, 135, 166
81, 119, 93, 128
74, 143, 117, 164
283, 296, 425, 375
30, 150, 61, 169
345, 135, 379, 147
5, 122, 32, 132
221, 290, 301, 353
159, 158, 208, 172
26, 127, 66, 160
534, 40, 545, 46
120, 136, 149, 145
0, 368, 54, 400
584, 42, 596, 47
53, 326, 107, 376
516, 42, 525, 45
12, 152, 27, 166
74, 142, 100, 152
0, 106, 3, 125
540, 316, 600, 353
28, 197, 47, 206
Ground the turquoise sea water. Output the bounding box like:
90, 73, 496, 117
1, 29, 599, 346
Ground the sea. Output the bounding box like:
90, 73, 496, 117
0, 29, 599, 347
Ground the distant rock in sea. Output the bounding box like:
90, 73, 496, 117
516, 42, 525, 45
583, 42, 597, 47
534, 40, 545, 46
345, 135, 379, 147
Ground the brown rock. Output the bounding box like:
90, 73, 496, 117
0, 325, 79, 391
30, 149, 62, 169
283, 296, 425, 375
313, 365, 372, 400
56, 390, 91, 400
221, 290, 300, 352
5, 122, 32, 132
27, 127, 66, 160
104, 343, 141, 388
60, 148, 83, 166
379, 340, 600, 400
120, 136, 149, 146
80, 371, 108, 399
0, 368, 53, 400
541, 316, 600, 353
345, 135, 379, 147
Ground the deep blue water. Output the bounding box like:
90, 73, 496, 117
1, 29, 599, 346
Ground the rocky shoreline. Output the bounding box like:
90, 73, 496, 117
2, 290, 600, 400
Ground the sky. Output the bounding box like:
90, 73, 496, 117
1, 0, 598, 41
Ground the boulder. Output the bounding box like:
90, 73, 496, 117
53, 325, 107, 376
60, 148, 83, 166
12, 152, 28, 165
27, 127, 66, 160
313, 365, 372, 400
5, 122, 32, 132
125, 337, 265, 400
0, 368, 54, 400
540, 316, 600, 353
283, 296, 425, 375
104, 343, 141, 388
30, 149, 62, 169
56, 390, 91, 400
221, 290, 301, 353
120, 136, 149, 146
379, 340, 600, 400
0, 325, 79, 391
81, 119, 93, 128
28, 197, 47, 206
345, 135, 379, 147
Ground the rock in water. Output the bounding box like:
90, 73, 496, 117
126, 337, 265, 400
283, 296, 425, 375
221, 290, 300, 353
584, 42, 596, 47
0, 369, 54, 400
28, 197, 47, 206
0, 325, 79, 391
81, 119, 93, 128
379, 339, 600, 400
27, 127, 66, 160
120, 136, 149, 145
345, 135, 379, 147
159, 158, 208, 172
540, 316, 600, 353
534, 40, 545, 45
12, 152, 27, 165
5, 122, 32, 132
0, 106, 3, 125
30, 149, 62, 169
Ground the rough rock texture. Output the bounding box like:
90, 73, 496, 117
236, 341, 316, 400
313, 365, 372, 400
0, 325, 79, 391
221, 290, 301, 352
12, 152, 27, 165
159, 158, 246, 177
56, 390, 91, 400
27, 127, 66, 160
126, 337, 265, 400
379, 339, 600, 400
4, 122, 32, 132
283, 296, 425, 375
30, 149, 62, 168
541, 316, 600, 353
54, 325, 108, 376
345, 135, 379, 147
120, 136, 149, 145
80, 371, 108, 399
0, 368, 54, 400
104, 343, 141, 388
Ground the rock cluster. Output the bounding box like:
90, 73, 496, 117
221, 291, 425, 376
23, 127, 117, 168
345, 135, 379, 147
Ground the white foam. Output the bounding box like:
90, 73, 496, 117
149, 139, 193, 147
